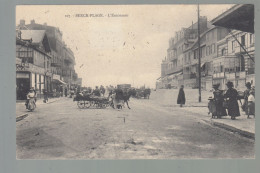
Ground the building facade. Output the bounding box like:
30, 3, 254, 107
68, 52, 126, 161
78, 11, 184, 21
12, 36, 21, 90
18, 20, 80, 95
213, 30, 255, 90
157, 17, 209, 89
157, 14, 255, 91
16, 30, 52, 100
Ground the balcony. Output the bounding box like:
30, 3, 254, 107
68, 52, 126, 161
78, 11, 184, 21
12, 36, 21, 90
235, 71, 246, 78
51, 62, 62, 67
225, 72, 236, 79
183, 73, 197, 79
213, 72, 225, 79
165, 67, 182, 75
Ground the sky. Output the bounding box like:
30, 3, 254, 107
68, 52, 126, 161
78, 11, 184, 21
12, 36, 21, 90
16, 4, 234, 88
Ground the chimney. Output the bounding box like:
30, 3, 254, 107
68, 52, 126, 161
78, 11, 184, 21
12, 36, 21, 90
20, 19, 25, 26
31, 19, 35, 24
192, 21, 193, 30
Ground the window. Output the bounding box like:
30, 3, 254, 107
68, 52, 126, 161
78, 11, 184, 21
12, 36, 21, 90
211, 44, 215, 53
221, 48, 226, 56
232, 41, 236, 51
250, 34, 254, 45
241, 35, 245, 46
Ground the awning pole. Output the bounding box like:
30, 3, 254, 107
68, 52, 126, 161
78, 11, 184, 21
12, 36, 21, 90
228, 29, 254, 63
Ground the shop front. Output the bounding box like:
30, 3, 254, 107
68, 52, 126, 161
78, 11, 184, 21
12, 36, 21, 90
51, 74, 66, 97
16, 72, 30, 100
16, 62, 52, 100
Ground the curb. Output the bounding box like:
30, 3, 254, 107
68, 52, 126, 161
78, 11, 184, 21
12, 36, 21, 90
203, 119, 255, 139
16, 98, 61, 122
46, 98, 60, 104
16, 113, 28, 122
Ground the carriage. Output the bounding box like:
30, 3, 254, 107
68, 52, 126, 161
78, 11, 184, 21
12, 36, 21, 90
135, 88, 151, 99
73, 93, 112, 109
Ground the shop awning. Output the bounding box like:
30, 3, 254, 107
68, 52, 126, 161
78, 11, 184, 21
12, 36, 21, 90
175, 72, 183, 76
167, 74, 175, 79
52, 79, 66, 85
211, 4, 254, 33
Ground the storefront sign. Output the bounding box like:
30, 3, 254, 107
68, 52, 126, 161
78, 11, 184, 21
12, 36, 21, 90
16, 63, 48, 75
53, 74, 61, 80
16, 73, 29, 78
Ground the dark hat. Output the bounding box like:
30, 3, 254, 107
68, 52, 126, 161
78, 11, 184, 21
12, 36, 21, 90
226, 81, 233, 87
213, 83, 220, 89
245, 82, 251, 88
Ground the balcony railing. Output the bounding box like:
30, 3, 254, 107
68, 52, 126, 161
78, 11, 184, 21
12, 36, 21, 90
213, 72, 225, 79
183, 73, 196, 79
165, 67, 182, 75
51, 62, 62, 67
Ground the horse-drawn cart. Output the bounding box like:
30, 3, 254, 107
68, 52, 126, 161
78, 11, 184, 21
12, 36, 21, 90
135, 88, 151, 99
73, 93, 112, 109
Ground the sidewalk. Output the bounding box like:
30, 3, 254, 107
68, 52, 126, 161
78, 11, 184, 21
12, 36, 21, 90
152, 89, 255, 139
184, 105, 255, 139
16, 97, 65, 121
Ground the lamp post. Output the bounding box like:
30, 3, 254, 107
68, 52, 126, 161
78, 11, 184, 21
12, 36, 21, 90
197, 4, 202, 102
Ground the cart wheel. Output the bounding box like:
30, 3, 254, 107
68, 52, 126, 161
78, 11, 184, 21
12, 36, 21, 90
97, 103, 102, 109
102, 104, 107, 108
77, 101, 85, 109
84, 101, 91, 108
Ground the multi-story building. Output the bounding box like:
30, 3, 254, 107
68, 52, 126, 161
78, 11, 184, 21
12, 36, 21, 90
211, 4, 255, 90
157, 6, 254, 91
16, 30, 52, 100
213, 30, 255, 90
157, 17, 212, 89
18, 20, 80, 94
182, 26, 229, 90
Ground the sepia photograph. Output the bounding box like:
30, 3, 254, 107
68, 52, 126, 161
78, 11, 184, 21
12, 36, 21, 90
15, 4, 255, 159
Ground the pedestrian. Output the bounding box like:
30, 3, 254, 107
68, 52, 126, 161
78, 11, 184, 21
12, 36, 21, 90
224, 81, 240, 120
212, 83, 227, 118
65, 88, 68, 97
242, 82, 251, 114
247, 90, 255, 118
177, 85, 185, 107
43, 89, 48, 103
93, 86, 101, 96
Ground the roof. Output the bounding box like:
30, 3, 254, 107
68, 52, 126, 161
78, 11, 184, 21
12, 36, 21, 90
20, 30, 51, 52
20, 30, 46, 44
211, 4, 254, 33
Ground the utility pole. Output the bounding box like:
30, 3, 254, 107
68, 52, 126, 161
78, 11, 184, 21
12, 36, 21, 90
197, 4, 202, 102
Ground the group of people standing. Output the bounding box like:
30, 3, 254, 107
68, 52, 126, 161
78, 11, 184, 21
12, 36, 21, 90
177, 81, 255, 120
211, 81, 255, 120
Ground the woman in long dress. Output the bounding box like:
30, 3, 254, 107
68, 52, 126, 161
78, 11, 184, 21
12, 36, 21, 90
224, 81, 240, 120
212, 84, 227, 118
177, 85, 185, 107
242, 82, 251, 114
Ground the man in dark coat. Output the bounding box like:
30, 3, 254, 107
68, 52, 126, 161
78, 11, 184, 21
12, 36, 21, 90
177, 85, 185, 107
93, 86, 101, 96
224, 81, 240, 120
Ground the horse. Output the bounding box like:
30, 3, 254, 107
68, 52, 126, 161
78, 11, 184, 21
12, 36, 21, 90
110, 88, 134, 109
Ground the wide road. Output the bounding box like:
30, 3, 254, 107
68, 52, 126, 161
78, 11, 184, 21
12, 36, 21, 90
16, 91, 254, 159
